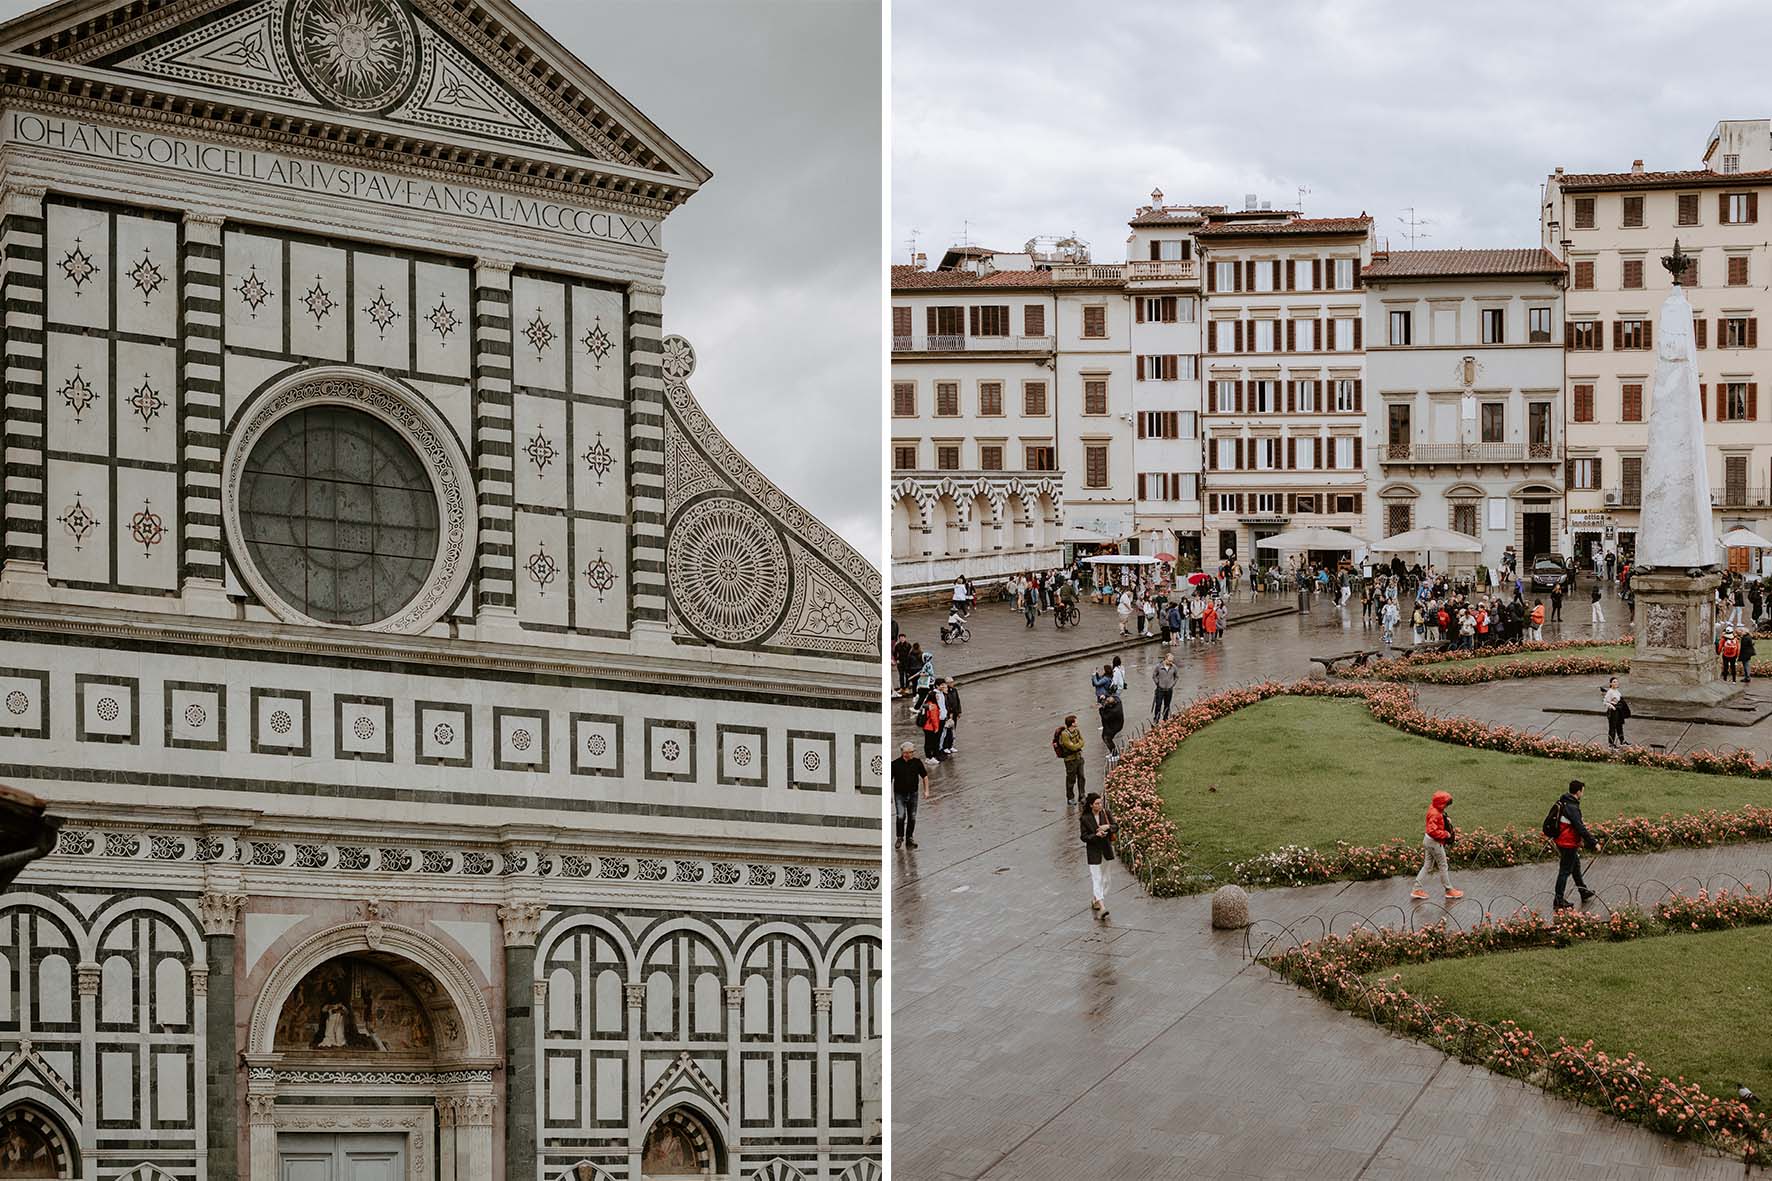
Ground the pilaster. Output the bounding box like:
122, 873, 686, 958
1, 184, 48, 599
626, 281, 667, 632
179, 210, 228, 613
473, 256, 519, 628
200, 890, 244, 1181
813, 986, 833, 1180
499, 899, 544, 1181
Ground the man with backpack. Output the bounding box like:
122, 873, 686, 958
1055, 715, 1086, 805
1545, 779, 1600, 909
1719, 623, 1742, 682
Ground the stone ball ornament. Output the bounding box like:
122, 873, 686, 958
1211, 884, 1250, 929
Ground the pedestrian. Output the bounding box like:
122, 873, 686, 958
891, 632, 914, 697
1091, 664, 1114, 701
911, 652, 936, 714
1590, 582, 1604, 627
1152, 653, 1178, 722
1158, 597, 1174, 645
1203, 597, 1219, 643
1719, 623, 1742, 682
1743, 628, 1758, 685
1024, 584, 1038, 629
1530, 599, 1545, 642
1080, 791, 1117, 919
1547, 779, 1599, 909
940, 677, 962, 755
1110, 655, 1126, 696
1602, 675, 1628, 746
1167, 600, 1184, 644
1380, 597, 1398, 647
1142, 597, 1157, 637
951, 575, 970, 619
1117, 589, 1133, 636
1550, 577, 1564, 622
1409, 790, 1464, 900
891, 741, 928, 849
1054, 714, 1086, 805
1098, 691, 1124, 757
920, 690, 944, 761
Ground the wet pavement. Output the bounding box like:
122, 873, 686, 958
890, 587, 1766, 1179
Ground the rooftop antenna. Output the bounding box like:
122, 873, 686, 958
905, 227, 920, 264
1398, 207, 1433, 248
1295, 184, 1311, 213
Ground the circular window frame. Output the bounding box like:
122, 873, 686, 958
222, 366, 477, 634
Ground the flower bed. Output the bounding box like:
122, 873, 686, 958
1107, 679, 1772, 894
1343, 636, 1772, 685
1264, 892, 1772, 1161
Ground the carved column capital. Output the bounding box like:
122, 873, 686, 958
457, 1095, 496, 1126
497, 900, 545, 948
189, 966, 210, 997
182, 210, 226, 229
75, 962, 99, 997
198, 891, 247, 937
812, 987, 833, 1014
474, 256, 516, 282
723, 985, 745, 1010
624, 983, 647, 1009
247, 1094, 278, 1121
436, 1096, 457, 1128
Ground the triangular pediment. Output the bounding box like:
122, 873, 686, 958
0, 0, 709, 195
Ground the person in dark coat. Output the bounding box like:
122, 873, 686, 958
1097, 692, 1124, 756
939, 678, 962, 756
1551, 779, 1600, 909
1742, 629, 1758, 686
1080, 791, 1116, 918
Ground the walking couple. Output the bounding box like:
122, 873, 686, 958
1410, 779, 1600, 909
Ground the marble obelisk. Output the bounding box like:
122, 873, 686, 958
1629, 241, 1736, 706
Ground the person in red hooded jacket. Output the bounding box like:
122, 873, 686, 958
1409, 790, 1464, 900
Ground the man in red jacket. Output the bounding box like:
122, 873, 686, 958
1410, 790, 1464, 900
1552, 780, 1600, 909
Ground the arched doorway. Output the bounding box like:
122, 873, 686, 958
890, 496, 919, 559
639, 1105, 725, 1178
0, 1104, 76, 1178
244, 918, 500, 1181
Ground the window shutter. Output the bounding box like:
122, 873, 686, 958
1286, 381, 1296, 412
1565, 325, 1574, 351
1136, 299, 1145, 324
1236, 380, 1245, 412
969, 306, 979, 336
1752, 383, 1760, 420
1352, 259, 1363, 289
1150, 241, 1161, 262
1235, 438, 1245, 469
1354, 493, 1363, 515
1352, 319, 1363, 350
1679, 193, 1698, 225
1313, 259, 1322, 289
1643, 319, 1653, 350
1353, 438, 1363, 467
1286, 259, 1296, 291
1612, 320, 1623, 351
1207, 440, 1217, 470
1696, 318, 1707, 349
1136, 356, 1145, 380
1207, 262, 1217, 293
926, 307, 936, 336
1287, 437, 1297, 469
1286, 320, 1296, 352
1287, 493, 1297, 513
1717, 384, 1726, 420
1353, 380, 1364, 413
1565, 458, 1574, 487
1235, 321, 1245, 352
1719, 318, 1727, 347
1701, 383, 1708, 420
1244, 260, 1255, 291
1751, 193, 1760, 223
1752, 318, 1760, 348
1593, 458, 1601, 488
1721, 193, 1731, 223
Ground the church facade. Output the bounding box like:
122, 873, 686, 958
0, 2, 882, 1180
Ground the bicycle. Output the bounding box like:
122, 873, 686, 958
939, 619, 970, 644
1054, 602, 1081, 629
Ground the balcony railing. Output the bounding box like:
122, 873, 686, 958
1048, 264, 1127, 282
1382, 441, 1559, 463
1124, 259, 1199, 282
892, 334, 1056, 353
1600, 485, 1772, 509
1602, 486, 1642, 508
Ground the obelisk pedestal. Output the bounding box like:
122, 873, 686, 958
1629, 568, 1734, 706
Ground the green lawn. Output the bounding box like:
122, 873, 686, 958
1432, 643, 1630, 668
1159, 697, 1772, 877
1379, 926, 1772, 1095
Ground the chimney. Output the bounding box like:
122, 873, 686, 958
1151, 186, 1164, 206
1631, 159, 1644, 175
912, 251, 926, 269
1554, 166, 1564, 175
1244, 192, 1258, 209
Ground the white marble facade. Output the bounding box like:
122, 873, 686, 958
0, 1, 881, 1179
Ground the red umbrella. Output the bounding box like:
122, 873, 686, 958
1185, 572, 1210, 585
1155, 552, 1178, 563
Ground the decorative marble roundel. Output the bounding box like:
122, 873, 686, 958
667, 495, 790, 644
288, 0, 418, 112
660, 334, 696, 383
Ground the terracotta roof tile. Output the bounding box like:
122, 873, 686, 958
1363, 248, 1567, 280
1557, 167, 1772, 191
890, 267, 1054, 290
1193, 215, 1372, 238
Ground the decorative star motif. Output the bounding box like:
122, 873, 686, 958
364, 284, 399, 337
59, 239, 98, 293
582, 317, 614, 366
214, 29, 269, 68
523, 431, 556, 474
427, 296, 459, 342
127, 377, 163, 429
236, 265, 271, 315
127, 249, 165, 304
661, 335, 696, 382
58, 494, 98, 549
302, 278, 336, 327
59, 367, 96, 421
526, 544, 558, 593
585, 548, 617, 600
128, 499, 165, 555
583, 433, 614, 484
523, 310, 555, 357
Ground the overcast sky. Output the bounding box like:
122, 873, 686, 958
0, 0, 884, 564
894, 0, 1772, 269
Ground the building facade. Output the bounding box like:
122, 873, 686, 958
1193, 214, 1375, 567
0, 2, 882, 1180
1362, 250, 1567, 571
1545, 123, 1772, 571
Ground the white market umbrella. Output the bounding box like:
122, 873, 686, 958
1368, 525, 1483, 573
1081, 555, 1162, 565
1720, 527, 1772, 550
1255, 527, 1369, 551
